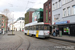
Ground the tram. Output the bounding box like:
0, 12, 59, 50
24, 22, 50, 38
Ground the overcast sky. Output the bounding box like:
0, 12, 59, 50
0, 0, 47, 22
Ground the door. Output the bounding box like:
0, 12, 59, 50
27, 30, 29, 35
36, 30, 39, 37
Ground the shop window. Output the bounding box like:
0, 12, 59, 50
64, 27, 69, 33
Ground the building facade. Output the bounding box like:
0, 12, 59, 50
32, 8, 43, 23
0, 14, 8, 34
44, 0, 52, 25
10, 17, 25, 31
52, 0, 75, 36
25, 8, 37, 24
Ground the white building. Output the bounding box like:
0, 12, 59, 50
52, 0, 75, 36
10, 17, 25, 31
52, 0, 75, 25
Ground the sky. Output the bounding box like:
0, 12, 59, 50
0, 0, 47, 23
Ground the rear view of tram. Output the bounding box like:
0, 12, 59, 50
24, 22, 50, 38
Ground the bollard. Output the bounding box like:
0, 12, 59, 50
59, 31, 62, 37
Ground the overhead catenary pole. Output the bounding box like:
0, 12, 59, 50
12, 13, 14, 34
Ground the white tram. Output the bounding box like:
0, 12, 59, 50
24, 22, 50, 38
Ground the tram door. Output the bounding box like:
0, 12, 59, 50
36, 30, 39, 37
36, 25, 39, 37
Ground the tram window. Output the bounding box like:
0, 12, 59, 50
38, 26, 40, 30
34, 26, 36, 30
36, 26, 39, 30
32, 26, 33, 30
44, 25, 50, 30
40, 25, 44, 30
27, 27, 28, 30
48, 26, 50, 30
44, 26, 47, 30
30, 26, 32, 30
26, 27, 27, 30
27, 27, 29, 30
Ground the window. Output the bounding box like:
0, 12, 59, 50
67, 0, 71, 2
40, 25, 44, 30
44, 26, 47, 30
63, 0, 66, 4
54, 14, 60, 20
2, 24, 4, 26
49, 19, 50, 23
53, 4, 55, 10
72, 5, 75, 14
36, 26, 39, 30
49, 2, 50, 6
67, 7, 70, 16
63, 9, 66, 17
34, 26, 36, 30
46, 5, 48, 8
44, 25, 50, 30
56, 2, 57, 9
59, 0, 61, 7
49, 11, 51, 15
58, 1, 59, 8
63, 0, 72, 4
53, 4, 54, 10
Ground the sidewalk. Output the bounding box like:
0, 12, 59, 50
0, 32, 22, 50
50, 35, 75, 43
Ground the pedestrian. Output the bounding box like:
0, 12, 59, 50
56, 28, 59, 36
53, 29, 56, 37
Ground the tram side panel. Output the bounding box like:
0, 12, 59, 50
44, 30, 50, 37
33, 30, 36, 36
37, 30, 45, 38
29, 30, 34, 36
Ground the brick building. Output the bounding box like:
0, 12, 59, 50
0, 14, 8, 34
25, 8, 37, 24
43, 0, 52, 25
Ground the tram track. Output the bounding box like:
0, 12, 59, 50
15, 33, 31, 50
14, 33, 75, 50
16, 35, 23, 50
27, 36, 75, 46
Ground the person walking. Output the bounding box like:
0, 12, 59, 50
53, 29, 56, 37
56, 28, 59, 36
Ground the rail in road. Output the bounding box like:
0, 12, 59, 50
13, 32, 75, 50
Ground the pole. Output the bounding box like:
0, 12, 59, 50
12, 13, 14, 34
12, 24, 13, 34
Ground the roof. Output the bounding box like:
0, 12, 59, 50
0, 14, 8, 20
27, 8, 38, 12
25, 22, 44, 27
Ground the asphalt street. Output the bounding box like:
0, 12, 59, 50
0, 31, 75, 50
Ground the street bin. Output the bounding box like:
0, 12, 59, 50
59, 31, 62, 37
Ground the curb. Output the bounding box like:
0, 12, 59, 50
50, 37, 75, 43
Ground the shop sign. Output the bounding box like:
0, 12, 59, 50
55, 21, 70, 25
